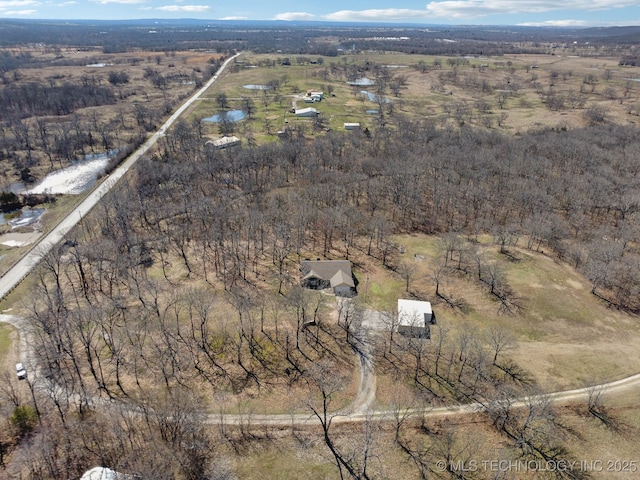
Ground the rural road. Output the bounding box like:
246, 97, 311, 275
0, 52, 241, 302
5, 293, 639, 428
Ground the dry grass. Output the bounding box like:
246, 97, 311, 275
377, 234, 640, 392
189, 51, 640, 146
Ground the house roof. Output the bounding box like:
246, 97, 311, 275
207, 136, 240, 148
80, 467, 121, 480
330, 269, 355, 288
301, 260, 354, 288
397, 299, 432, 327
295, 107, 318, 116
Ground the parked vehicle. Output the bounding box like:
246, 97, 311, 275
16, 363, 26, 380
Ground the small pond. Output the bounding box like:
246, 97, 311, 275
8, 208, 46, 228
360, 91, 391, 103
202, 110, 247, 123
366, 109, 379, 114
349, 78, 375, 86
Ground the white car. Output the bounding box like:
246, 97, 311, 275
16, 363, 26, 380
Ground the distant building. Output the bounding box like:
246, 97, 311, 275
206, 136, 240, 149
344, 123, 361, 130
81, 467, 131, 480
397, 299, 436, 338
306, 91, 324, 102
301, 259, 357, 297
295, 107, 319, 117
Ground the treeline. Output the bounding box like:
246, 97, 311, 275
0, 81, 116, 117
137, 119, 640, 312
1, 20, 639, 59
24, 118, 637, 319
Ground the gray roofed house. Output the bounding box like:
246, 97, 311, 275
301, 259, 357, 297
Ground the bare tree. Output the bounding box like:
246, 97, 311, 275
304, 359, 359, 479
486, 326, 516, 366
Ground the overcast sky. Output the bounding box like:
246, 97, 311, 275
2, 0, 640, 27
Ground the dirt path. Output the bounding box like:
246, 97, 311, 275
2, 311, 640, 428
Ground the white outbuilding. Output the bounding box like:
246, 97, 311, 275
295, 107, 319, 117
397, 299, 435, 338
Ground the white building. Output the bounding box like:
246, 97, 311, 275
295, 107, 319, 117
206, 136, 240, 149
397, 299, 435, 338
80, 467, 129, 480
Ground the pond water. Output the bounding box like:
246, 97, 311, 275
349, 78, 375, 86
360, 91, 391, 104
366, 109, 379, 114
8, 208, 46, 228
202, 110, 247, 123
243, 84, 270, 90
23, 154, 110, 195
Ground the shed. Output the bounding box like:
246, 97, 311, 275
206, 136, 240, 149
295, 107, 319, 117
80, 467, 127, 480
397, 299, 435, 338
344, 123, 361, 130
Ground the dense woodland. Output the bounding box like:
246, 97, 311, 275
1, 20, 640, 57
1, 117, 636, 477
140, 120, 640, 312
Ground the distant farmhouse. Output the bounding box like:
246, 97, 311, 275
205, 135, 240, 149
295, 107, 319, 117
301, 259, 357, 297
304, 91, 324, 103
397, 298, 436, 338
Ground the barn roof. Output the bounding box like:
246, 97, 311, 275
397, 299, 432, 327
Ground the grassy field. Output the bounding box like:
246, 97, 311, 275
365, 233, 640, 393
189, 51, 640, 146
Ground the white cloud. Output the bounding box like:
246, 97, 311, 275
518, 19, 591, 27
520, 18, 640, 27
274, 11, 315, 21
97, 0, 145, 4
425, 0, 640, 19
219, 16, 248, 20
156, 4, 209, 12
3, 8, 36, 13
324, 9, 428, 22
0, 0, 37, 8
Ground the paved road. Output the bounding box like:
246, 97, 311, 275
0, 52, 240, 302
